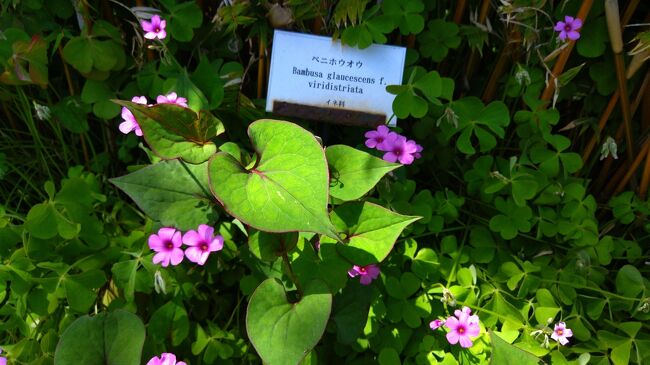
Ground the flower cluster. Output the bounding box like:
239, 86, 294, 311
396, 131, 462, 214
149, 225, 224, 267
554, 15, 582, 41
364, 125, 422, 165
119, 92, 188, 136
348, 264, 380, 285
147, 352, 186, 365
430, 306, 481, 348
142, 15, 167, 40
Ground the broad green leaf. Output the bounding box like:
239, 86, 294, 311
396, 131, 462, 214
246, 279, 332, 365
148, 301, 190, 346
209, 120, 338, 238
110, 159, 216, 231
166, 1, 203, 42
64, 270, 106, 312
327, 202, 419, 266
489, 331, 541, 365
332, 282, 373, 344
326, 145, 399, 201
114, 101, 224, 164
418, 19, 461, 62
24, 202, 80, 240
378, 347, 401, 365
411, 248, 440, 281
248, 230, 298, 261
54, 310, 145, 365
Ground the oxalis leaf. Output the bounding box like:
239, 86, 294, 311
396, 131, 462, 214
209, 120, 338, 239
326, 145, 400, 201
322, 202, 420, 266
54, 310, 145, 365
114, 100, 225, 164
489, 330, 541, 365
110, 159, 216, 231
246, 279, 332, 365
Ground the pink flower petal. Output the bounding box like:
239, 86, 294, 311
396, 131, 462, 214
572, 18, 583, 29
148, 234, 164, 250
445, 316, 460, 330
568, 30, 580, 41
554, 21, 566, 31
146, 356, 162, 365
170, 248, 185, 265
153, 251, 171, 267
210, 236, 224, 251
446, 331, 460, 345
144, 32, 157, 40
119, 120, 136, 135
458, 335, 474, 348
158, 227, 176, 241
182, 230, 201, 246
185, 246, 204, 263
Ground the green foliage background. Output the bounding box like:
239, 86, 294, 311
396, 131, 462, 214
0, 0, 649, 364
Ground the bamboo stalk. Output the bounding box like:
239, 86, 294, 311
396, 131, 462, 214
610, 140, 650, 196
482, 29, 521, 102
257, 38, 266, 99
463, 0, 491, 84
540, 0, 594, 102
453, 0, 467, 24
582, 90, 619, 162
640, 141, 650, 200
621, 0, 640, 26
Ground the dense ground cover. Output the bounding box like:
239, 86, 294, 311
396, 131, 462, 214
1, 0, 649, 364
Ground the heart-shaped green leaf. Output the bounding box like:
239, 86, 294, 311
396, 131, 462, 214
325, 202, 420, 265
114, 100, 224, 164
110, 159, 216, 231
326, 145, 400, 201
209, 120, 338, 239
246, 279, 332, 365
54, 310, 145, 365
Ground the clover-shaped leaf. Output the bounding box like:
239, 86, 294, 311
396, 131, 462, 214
387, 67, 446, 119
489, 197, 532, 239
340, 5, 396, 49
209, 120, 338, 239
163, 0, 203, 42
530, 135, 582, 177
418, 19, 461, 62
443, 97, 510, 155
382, 0, 424, 35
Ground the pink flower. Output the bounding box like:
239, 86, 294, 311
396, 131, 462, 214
0, 347, 6, 365
444, 306, 480, 348
156, 92, 188, 107
430, 319, 445, 330
551, 322, 573, 345
365, 125, 397, 151
414, 143, 423, 159
348, 264, 380, 285
146, 353, 186, 365
182, 224, 224, 265
148, 227, 184, 267
119, 96, 147, 136
141, 15, 167, 40
382, 134, 419, 165
554, 16, 582, 41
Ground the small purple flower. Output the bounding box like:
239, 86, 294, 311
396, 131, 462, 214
0, 347, 6, 365
156, 92, 188, 107
554, 16, 582, 41
146, 353, 186, 365
430, 319, 445, 330
182, 224, 224, 265
382, 135, 419, 165
365, 125, 397, 151
148, 227, 184, 267
551, 322, 573, 345
119, 96, 147, 136
348, 264, 380, 285
444, 306, 480, 348
142, 15, 167, 40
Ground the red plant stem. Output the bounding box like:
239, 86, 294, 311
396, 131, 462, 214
582, 90, 619, 162
611, 140, 650, 196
